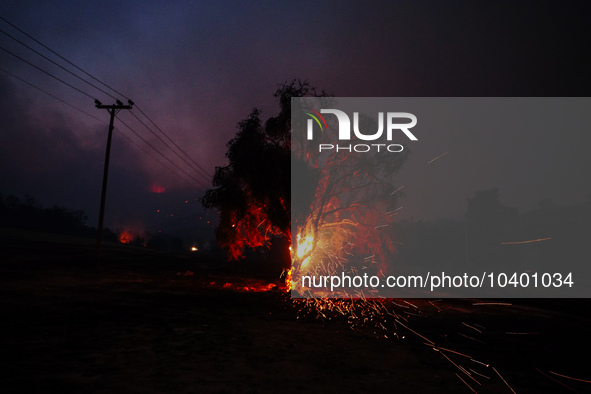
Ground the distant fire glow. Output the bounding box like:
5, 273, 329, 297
151, 184, 166, 193
191, 246, 198, 252
118, 227, 145, 245
119, 230, 132, 244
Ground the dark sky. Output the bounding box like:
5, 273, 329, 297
0, 1, 589, 233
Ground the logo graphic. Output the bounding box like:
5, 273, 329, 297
303, 107, 329, 139
304, 108, 418, 153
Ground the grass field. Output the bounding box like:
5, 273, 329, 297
1, 228, 589, 393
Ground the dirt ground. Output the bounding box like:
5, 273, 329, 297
1, 228, 590, 393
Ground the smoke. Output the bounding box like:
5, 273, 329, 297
0, 74, 151, 228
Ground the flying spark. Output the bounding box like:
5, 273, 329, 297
501, 237, 551, 245
427, 151, 448, 164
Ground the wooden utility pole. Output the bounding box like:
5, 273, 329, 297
95, 99, 133, 267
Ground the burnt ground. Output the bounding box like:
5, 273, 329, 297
1, 228, 590, 394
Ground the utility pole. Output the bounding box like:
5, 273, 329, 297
95, 99, 133, 267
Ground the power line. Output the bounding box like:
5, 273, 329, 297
127, 110, 211, 182
0, 65, 104, 123
115, 128, 202, 188
0, 49, 208, 186
0, 16, 130, 100
0, 27, 120, 101
0, 66, 206, 188
0, 16, 213, 187
0, 44, 96, 100
118, 118, 209, 188
134, 104, 213, 178
0, 17, 212, 181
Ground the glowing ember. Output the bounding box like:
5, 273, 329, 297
207, 279, 281, 292
190, 246, 198, 252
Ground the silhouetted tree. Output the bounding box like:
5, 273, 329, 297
0, 191, 91, 236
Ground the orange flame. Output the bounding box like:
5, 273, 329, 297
296, 234, 314, 269
285, 269, 292, 291
119, 230, 132, 244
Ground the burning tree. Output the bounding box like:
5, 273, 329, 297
202, 80, 327, 260
203, 82, 408, 298
290, 100, 408, 296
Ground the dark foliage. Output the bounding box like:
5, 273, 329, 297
0, 192, 97, 237
202, 80, 328, 259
